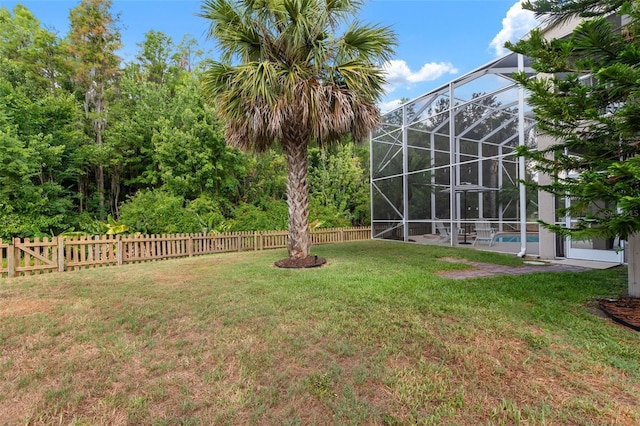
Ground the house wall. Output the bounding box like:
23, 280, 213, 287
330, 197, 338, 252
536, 134, 558, 259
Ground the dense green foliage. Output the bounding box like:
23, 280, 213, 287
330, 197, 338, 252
0, 1, 371, 239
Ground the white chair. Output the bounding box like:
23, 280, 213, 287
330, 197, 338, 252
473, 221, 496, 246
435, 221, 451, 241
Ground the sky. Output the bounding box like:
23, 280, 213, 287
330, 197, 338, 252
0, 0, 540, 110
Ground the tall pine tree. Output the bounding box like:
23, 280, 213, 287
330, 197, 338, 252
68, 0, 121, 218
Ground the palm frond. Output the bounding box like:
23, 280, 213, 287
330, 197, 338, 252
340, 22, 397, 64
522, 0, 626, 24
335, 60, 386, 100
198, 0, 262, 62
324, 0, 360, 27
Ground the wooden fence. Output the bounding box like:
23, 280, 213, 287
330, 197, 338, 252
0, 227, 371, 278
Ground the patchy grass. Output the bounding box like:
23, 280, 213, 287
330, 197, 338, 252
0, 240, 638, 425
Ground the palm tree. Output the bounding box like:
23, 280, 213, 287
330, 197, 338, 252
199, 0, 396, 264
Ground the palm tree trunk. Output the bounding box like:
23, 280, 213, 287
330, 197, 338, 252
283, 140, 311, 259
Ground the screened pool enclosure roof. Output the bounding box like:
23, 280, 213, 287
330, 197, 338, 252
371, 52, 539, 255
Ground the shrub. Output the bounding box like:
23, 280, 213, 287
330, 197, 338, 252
227, 200, 288, 231
118, 189, 202, 234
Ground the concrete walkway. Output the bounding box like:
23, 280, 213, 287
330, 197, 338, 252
437, 257, 590, 279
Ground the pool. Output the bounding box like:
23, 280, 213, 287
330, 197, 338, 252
494, 234, 539, 243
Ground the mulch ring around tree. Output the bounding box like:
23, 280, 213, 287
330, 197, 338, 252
598, 298, 640, 332
275, 255, 327, 269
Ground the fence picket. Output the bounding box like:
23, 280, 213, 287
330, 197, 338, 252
0, 239, 8, 278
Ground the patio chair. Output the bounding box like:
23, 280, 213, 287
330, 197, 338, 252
473, 221, 496, 247
435, 221, 451, 241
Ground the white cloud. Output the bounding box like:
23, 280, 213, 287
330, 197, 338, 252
379, 99, 403, 113
382, 60, 458, 93
489, 1, 539, 57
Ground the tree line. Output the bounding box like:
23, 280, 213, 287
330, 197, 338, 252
0, 1, 371, 240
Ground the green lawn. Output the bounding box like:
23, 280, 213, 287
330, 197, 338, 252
0, 240, 638, 425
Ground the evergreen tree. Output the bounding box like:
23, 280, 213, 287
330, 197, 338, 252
67, 0, 121, 219
507, 0, 640, 296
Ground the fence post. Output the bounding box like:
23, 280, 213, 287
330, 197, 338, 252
254, 232, 258, 251
188, 234, 193, 257
117, 236, 123, 266
7, 238, 16, 278
57, 236, 64, 272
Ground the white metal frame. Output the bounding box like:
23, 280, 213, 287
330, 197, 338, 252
371, 52, 537, 255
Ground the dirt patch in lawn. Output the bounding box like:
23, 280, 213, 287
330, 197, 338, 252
0, 298, 60, 319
